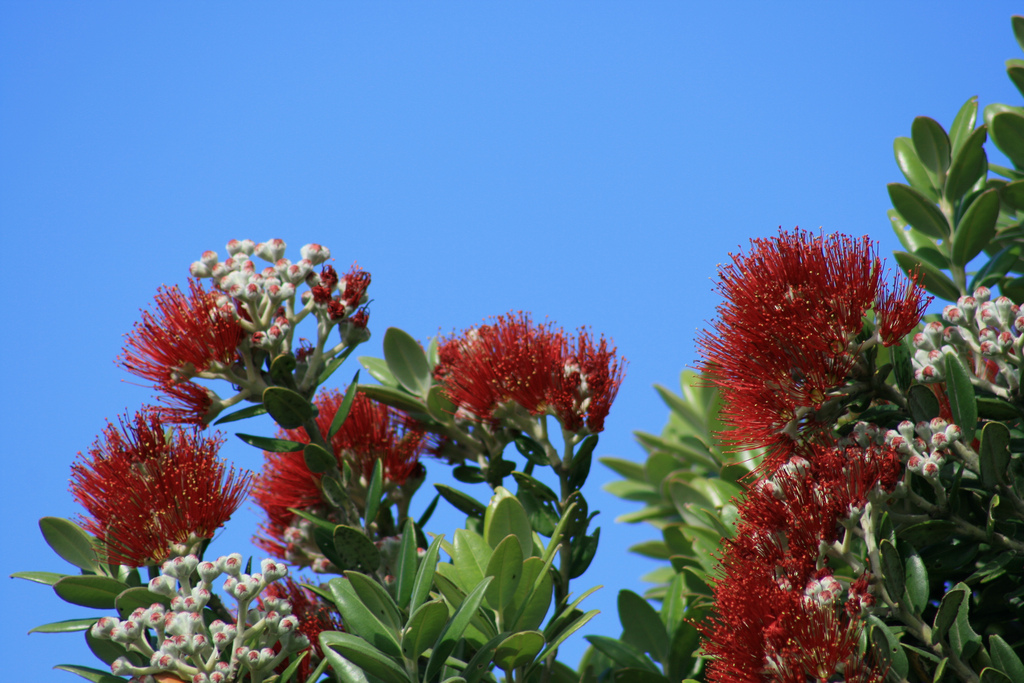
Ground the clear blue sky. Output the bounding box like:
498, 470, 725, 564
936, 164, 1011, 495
3, 3, 1021, 680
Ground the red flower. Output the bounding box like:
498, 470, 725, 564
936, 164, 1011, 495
70, 409, 252, 567
698, 229, 927, 472
262, 577, 342, 680
253, 390, 427, 560
120, 279, 244, 424
435, 312, 625, 433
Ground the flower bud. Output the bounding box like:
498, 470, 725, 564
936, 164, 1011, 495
974, 286, 991, 303
942, 305, 963, 324
149, 575, 178, 597
255, 239, 287, 262
227, 239, 256, 256
301, 243, 331, 264
190, 261, 213, 278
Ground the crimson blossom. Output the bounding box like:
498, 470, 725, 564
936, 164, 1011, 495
70, 409, 252, 567
702, 444, 901, 683
698, 229, 928, 472
253, 389, 428, 561
434, 312, 626, 434
120, 278, 244, 424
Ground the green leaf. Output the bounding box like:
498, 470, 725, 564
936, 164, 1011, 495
52, 576, 129, 609
424, 577, 493, 682
612, 670, 671, 683
327, 576, 403, 658
513, 471, 559, 504
401, 599, 449, 660
991, 112, 1024, 169
989, 634, 1024, 682
893, 337, 913, 393
971, 245, 1022, 291
417, 493, 440, 528
514, 435, 551, 467
236, 433, 305, 452
600, 456, 647, 482
618, 590, 669, 662
933, 583, 968, 643
318, 344, 357, 385
912, 116, 951, 176
333, 525, 382, 573
357, 383, 427, 414
570, 528, 600, 578
888, 183, 949, 239
346, 570, 403, 633
53, 664, 125, 683
329, 371, 361, 439
980, 668, 1014, 683
392, 518, 419, 610
452, 465, 486, 484
980, 422, 1012, 488
867, 617, 908, 680
278, 652, 308, 683
39, 517, 101, 574
585, 635, 660, 673
213, 403, 268, 425
114, 587, 169, 619
493, 631, 545, 671
365, 458, 384, 526
453, 528, 492, 593
568, 435, 598, 491
383, 327, 431, 397
893, 251, 960, 301
358, 356, 398, 387
950, 97, 979, 160
946, 125, 989, 201
907, 384, 941, 423
1001, 178, 1024, 212
409, 534, 443, 615
435, 485, 486, 520
29, 617, 99, 634
270, 353, 298, 385
484, 534, 524, 612
948, 583, 981, 659
901, 520, 957, 547
894, 136, 937, 199
879, 540, 905, 605
666, 619, 702, 682
508, 557, 554, 632
904, 546, 929, 615
11, 571, 68, 586
462, 633, 511, 683
320, 631, 410, 683
303, 443, 336, 474
952, 189, 1000, 267
322, 474, 350, 508
483, 489, 534, 557
528, 609, 599, 674
977, 396, 1022, 421
944, 354, 978, 444
263, 386, 315, 429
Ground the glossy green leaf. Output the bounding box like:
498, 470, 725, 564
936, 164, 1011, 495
933, 583, 968, 643
11, 571, 68, 586
944, 354, 977, 443
424, 577, 493, 683
949, 585, 981, 659
484, 534, 524, 612
512, 471, 559, 504
950, 97, 979, 159
263, 386, 315, 429
333, 525, 381, 573
493, 631, 545, 671
879, 540, 905, 604
904, 546, 929, 615
618, 590, 669, 662
365, 458, 384, 526
392, 518, 419, 610
666, 618, 702, 682
483, 489, 534, 557
52, 576, 129, 609
508, 557, 554, 632
320, 631, 410, 683
383, 327, 431, 397
989, 634, 1024, 683
322, 474, 349, 508
356, 382, 426, 414
318, 344, 357, 385
409, 534, 443, 615
303, 443, 336, 474
907, 384, 941, 423
514, 434, 551, 467
585, 635, 660, 673
327, 576, 403, 658
236, 433, 305, 452
901, 519, 957, 547
980, 668, 1014, 683
528, 609, 599, 674
889, 209, 934, 253
952, 189, 1000, 266
1002, 178, 1024, 211
114, 587, 169, 619
53, 664, 125, 683
893, 336, 913, 393
435, 484, 486, 519
888, 183, 949, 239
453, 528, 492, 592
894, 136, 937, 198
452, 465, 486, 484
991, 112, 1024, 169
329, 371, 361, 439
401, 599, 449, 660
358, 356, 398, 387
277, 651, 308, 683
980, 422, 1012, 488
600, 456, 647, 482
567, 435, 598, 491
426, 384, 456, 423
213, 403, 268, 425
345, 570, 403, 633
971, 246, 1021, 291
569, 527, 600, 578
912, 116, 951, 176
977, 396, 1021, 421
462, 633, 511, 683
320, 644, 370, 683
270, 353, 298, 384
947, 125, 989, 201
867, 617, 908, 680
29, 617, 99, 634
893, 251, 960, 301
39, 517, 100, 573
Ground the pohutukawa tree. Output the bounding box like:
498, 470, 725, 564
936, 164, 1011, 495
17, 15, 1024, 683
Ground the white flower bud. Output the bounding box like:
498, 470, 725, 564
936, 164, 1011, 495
226, 239, 255, 256
149, 575, 178, 597
220, 554, 243, 576
190, 261, 213, 278
301, 243, 331, 264
255, 239, 287, 262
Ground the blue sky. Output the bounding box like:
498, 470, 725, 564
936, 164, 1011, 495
3, 3, 1022, 680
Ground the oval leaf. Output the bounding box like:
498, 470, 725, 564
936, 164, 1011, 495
39, 517, 100, 573
333, 525, 381, 573
493, 631, 545, 671
950, 97, 979, 159
236, 433, 305, 453
401, 599, 449, 660
946, 126, 988, 201
888, 183, 950, 239
484, 534, 524, 612
951, 189, 999, 267
304, 443, 336, 475
262, 386, 315, 429
893, 251, 960, 301
484, 490, 534, 557
991, 111, 1024, 169
912, 116, 951, 175
894, 137, 937, 198
383, 327, 431, 397
943, 354, 978, 444
53, 576, 130, 609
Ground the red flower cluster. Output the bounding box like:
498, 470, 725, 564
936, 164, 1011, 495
253, 389, 428, 560
702, 445, 900, 683
120, 279, 244, 424
698, 229, 928, 471
70, 409, 252, 567
262, 577, 342, 680
434, 312, 626, 433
